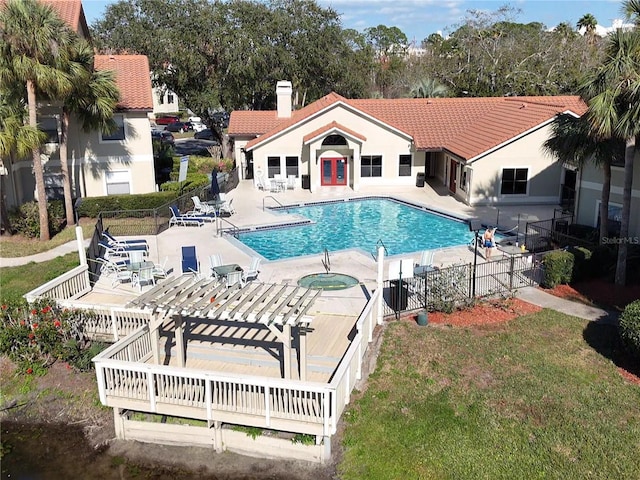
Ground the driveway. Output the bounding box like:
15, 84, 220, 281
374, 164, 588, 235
174, 138, 219, 156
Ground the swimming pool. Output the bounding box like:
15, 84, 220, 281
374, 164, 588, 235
236, 198, 478, 261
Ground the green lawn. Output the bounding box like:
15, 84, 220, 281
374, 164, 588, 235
338, 311, 640, 479
0, 253, 80, 303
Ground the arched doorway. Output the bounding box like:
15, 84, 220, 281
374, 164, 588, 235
320, 135, 348, 186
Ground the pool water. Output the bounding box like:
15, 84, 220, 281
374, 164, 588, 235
237, 198, 477, 261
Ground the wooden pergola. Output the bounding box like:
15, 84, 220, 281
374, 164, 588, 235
127, 275, 322, 380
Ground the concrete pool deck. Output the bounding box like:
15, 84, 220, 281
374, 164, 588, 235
2, 178, 560, 294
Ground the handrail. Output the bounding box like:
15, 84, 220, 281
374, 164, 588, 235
372, 239, 388, 260
262, 196, 285, 211
217, 217, 241, 238
322, 248, 331, 273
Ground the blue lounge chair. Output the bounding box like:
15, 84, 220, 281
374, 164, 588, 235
169, 205, 205, 227
181, 246, 199, 275
102, 230, 149, 249
98, 240, 148, 258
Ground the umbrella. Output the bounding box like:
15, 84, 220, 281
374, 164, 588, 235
211, 169, 220, 199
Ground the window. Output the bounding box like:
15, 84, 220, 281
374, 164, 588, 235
285, 156, 298, 177
267, 156, 281, 178
361, 155, 382, 177
500, 168, 528, 195
40, 117, 59, 144
167, 94, 174, 104
460, 169, 467, 191
322, 134, 347, 146
102, 115, 125, 141
106, 170, 131, 195
158, 94, 164, 105
399, 154, 411, 177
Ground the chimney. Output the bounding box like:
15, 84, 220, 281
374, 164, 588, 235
276, 81, 292, 118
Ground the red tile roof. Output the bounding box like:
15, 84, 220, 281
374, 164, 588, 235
94, 55, 153, 111
37, 0, 89, 36
232, 94, 587, 160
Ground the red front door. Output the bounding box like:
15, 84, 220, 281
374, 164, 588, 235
321, 157, 347, 186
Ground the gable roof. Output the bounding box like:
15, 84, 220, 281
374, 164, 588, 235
303, 121, 367, 144
94, 55, 153, 111
31, 0, 90, 37
230, 94, 587, 160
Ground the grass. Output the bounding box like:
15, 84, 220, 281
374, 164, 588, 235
0, 222, 94, 258
0, 252, 80, 303
338, 310, 640, 480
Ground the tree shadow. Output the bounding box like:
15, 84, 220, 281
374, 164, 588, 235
582, 321, 640, 379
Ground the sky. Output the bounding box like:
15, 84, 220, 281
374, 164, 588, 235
82, 0, 626, 43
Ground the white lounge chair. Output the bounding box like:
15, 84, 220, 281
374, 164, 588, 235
132, 265, 156, 291
190, 196, 217, 215
209, 254, 223, 279
219, 198, 235, 216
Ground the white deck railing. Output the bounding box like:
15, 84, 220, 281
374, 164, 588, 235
24, 265, 91, 303
93, 288, 382, 438
56, 301, 153, 342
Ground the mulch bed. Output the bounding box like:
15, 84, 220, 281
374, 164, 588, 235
541, 279, 640, 311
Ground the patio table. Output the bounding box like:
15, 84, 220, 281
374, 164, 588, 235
127, 261, 155, 273
213, 263, 243, 280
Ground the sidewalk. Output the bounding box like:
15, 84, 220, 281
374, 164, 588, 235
0, 239, 89, 268
516, 286, 619, 325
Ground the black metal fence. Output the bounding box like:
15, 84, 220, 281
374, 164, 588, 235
524, 210, 597, 253
99, 168, 239, 237
382, 255, 541, 318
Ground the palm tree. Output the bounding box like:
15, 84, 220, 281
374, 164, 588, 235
543, 113, 625, 244
0, 86, 47, 235
579, 3, 640, 286
0, 0, 74, 241
409, 78, 449, 98
577, 13, 598, 43
57, 39, 119, 226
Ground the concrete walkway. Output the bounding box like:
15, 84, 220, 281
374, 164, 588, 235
516, 286, 619, 325
0, 239, 89, 268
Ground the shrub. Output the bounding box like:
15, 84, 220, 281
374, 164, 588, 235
76, 192, 178, 218
589, 244, 618, 278
569, 246, 592, 282
161, 173, 210, 194
542, 250, 574, 288
619, 300, 640, 360
8, 200, 66, 238
0, 298, 103, 373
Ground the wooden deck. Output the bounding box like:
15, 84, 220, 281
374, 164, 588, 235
151, 311, 359, 383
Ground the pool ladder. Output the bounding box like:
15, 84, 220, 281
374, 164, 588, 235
372, 239, 388, 260
322, 248, 331, 274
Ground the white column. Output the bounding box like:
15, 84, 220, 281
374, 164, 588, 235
283, 324, 291, 379
376, 245, 385, 324
75, 226, 87, 266
174, 314, 186, 367
299, 327, 307, 381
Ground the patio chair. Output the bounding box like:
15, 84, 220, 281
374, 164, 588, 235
413, 250, 435, 276
219, 198, 235, 216
152, 257, 169, 278
287, 174, 296, 190
181, 246, 199, 275
226, 270, 244, 288
132, 265, 156, 291
190, 196, 217, 216
241, 257, 261, 282
128, 250, 146, 264
209, 254, 223, 278
169, 205, 205, 227
111, 268, 133, 288
256, 175, 267, 191
102, 230, 149, 250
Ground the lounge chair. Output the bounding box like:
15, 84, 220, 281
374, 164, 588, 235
169, 205, 205, 227
97, 256, 129, 276
413, 250, 435, 276
98, 240, 148, 258
181, 246, 199, 275
241, 257, 261, 282
256, 175, 267, 191
190, 196, 217, 216
219, 198, 235, 216
102, 230, 149, 250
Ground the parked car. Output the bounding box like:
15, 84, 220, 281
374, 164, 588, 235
190, 121, 207, 132
155, 115, 180, 125
151, 129, 175, 145
193, 128, 219, 142
211, 111, 230, 128
165, 121, 191, 133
